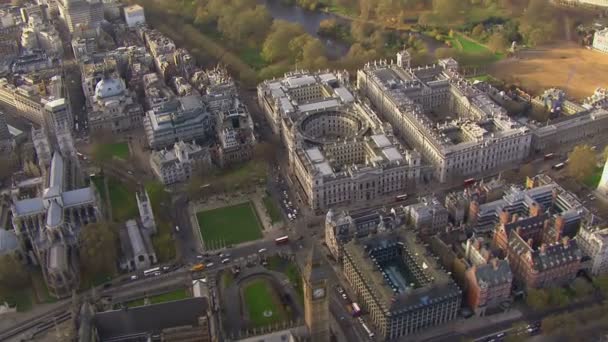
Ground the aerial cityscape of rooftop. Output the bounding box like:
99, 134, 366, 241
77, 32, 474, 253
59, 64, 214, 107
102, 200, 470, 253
1, 0, 608, 341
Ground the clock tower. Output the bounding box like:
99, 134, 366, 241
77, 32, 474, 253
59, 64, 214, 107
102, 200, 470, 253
303, 245, 330, 342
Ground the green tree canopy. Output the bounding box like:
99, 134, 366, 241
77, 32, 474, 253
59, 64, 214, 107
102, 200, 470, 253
567, 145, 597, 182
262, 20, 306, 63
0, 254, 29, 292
79, 222, 119, 279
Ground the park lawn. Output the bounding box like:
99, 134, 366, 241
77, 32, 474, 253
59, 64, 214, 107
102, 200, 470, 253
467, 5, 509, 23
243, 279, 286, 328
240, 47, 267, 71
93, 142, 129, 162
455, 34, 490, 54
197, 202, 263, 247
584, 167, 603, 188
221, 160, 268, 188
126, 288, 190, 308
107, 178, 138, 222
263, 196, 283, 224
266, 256, 304, 306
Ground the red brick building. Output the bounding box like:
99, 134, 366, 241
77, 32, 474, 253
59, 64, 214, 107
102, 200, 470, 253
465, 259, 512, 315
507, 233, 581, 289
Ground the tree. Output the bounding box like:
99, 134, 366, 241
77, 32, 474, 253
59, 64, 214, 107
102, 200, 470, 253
152, 228, 176, 262
472, 24, 485, 38
547, 287, 570, 307
262, 20, 305, 63
0, 254, 29, 292
79, 222, 118, 280
432, 0, 469, 23
567, 145, 597, 183
488, 32, 508, 53
572, 278, 594, 298
593, 275, 608, 296
526, 288, 550, 310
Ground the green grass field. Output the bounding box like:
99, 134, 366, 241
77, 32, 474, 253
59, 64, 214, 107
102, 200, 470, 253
263, 196, 282, 224
243, 279, 286, 327
453, 34, 490, 54
125, 288, 190, 308
197, 202, 263, 246
93, 142, 129, 162
266, 256, 303, 305
107, 178, 138, 222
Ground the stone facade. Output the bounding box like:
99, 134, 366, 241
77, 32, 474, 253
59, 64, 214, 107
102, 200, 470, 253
357, 53, 532, 183
258, 71, 421, 210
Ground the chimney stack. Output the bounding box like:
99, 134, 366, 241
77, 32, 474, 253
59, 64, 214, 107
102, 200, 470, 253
562, 236, 571, 248
529, 202, 542, 217
554, 215, 565, 242
499, 209, 511, 225
511, 213, 519, 223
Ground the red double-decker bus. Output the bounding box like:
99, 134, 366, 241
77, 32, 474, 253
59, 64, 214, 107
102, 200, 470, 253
275, 235, 289, 245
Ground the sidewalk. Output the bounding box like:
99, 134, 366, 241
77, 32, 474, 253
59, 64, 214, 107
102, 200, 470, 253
411, 309, 523, 341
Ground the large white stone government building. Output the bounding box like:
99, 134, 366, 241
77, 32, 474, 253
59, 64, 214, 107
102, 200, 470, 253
357, 53, 532, 183
258, 70, 422, 210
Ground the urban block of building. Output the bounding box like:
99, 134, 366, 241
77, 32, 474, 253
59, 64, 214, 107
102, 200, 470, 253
258, 70, 421, 210
469, 176, 588, 235
325, 207, 403, 260
342, 230, 461, 339
576, 225, 608, 276
507, 232, 581, 289
404, 196, 449, 235
57, 0, 104, 34
357, 53, 532, 183
143, 93, 212, 150
150, 140, 211, 185
464, 259, 512, 316
123, 4, 145, 28
88, 74, 144, 133
11, 152, 101, 298
215, 100, 255, 167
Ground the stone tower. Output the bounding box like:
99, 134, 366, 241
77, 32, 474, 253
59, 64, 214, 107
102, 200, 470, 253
303, 245, 330, 342
597, 158, 608, 196
397, 50, 411, 69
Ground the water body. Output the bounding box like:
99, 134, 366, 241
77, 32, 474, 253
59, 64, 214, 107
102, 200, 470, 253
260, 0, 444, 60
260, 0, 351, 59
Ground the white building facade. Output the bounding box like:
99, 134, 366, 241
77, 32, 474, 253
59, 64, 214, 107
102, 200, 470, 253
258, 71, 422, 211
577, 226, 608, 276
150, 140, 211, 185
357, 54, 532, 183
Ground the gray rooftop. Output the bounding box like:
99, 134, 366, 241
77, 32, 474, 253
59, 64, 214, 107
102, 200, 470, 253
49, 152, 64, 191
62, 187, 96, 207
125, 220, 146, 257
13, 198, 44, 216
46, 201, 63, 228
474, 260, 512, 288
0, 229, 18, 255
93, 297, 209, 340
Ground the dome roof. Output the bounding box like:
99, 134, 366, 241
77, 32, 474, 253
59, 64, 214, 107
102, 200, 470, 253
95, 77, 126, 99
0, 229, 18, 256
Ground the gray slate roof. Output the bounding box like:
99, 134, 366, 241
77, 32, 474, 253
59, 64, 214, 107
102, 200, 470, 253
0, 229, 18, 255
93, 297, 209, 341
